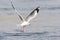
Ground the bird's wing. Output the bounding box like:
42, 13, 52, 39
25, 8, 39, 22
10, 0, 24, 21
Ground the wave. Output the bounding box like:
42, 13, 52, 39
18, 0, 52, 2
41, 6, 60, 10
0, 31, 60, 40
0, 32, 48, 36
0, 6, 60, 11
0, 8, 12, 11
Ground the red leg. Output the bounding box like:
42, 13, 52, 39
20, 27, 24, 32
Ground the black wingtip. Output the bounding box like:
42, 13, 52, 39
35, 6, 40, 13
10, 0, 15, 10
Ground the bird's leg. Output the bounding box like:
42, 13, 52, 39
20, 26, 24, 32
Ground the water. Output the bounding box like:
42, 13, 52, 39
0, 0, 60, 40
0, 32, 58, 40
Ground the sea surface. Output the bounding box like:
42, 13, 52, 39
0, 0, 60, 40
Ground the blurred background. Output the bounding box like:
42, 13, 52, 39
0, 0, 60, 34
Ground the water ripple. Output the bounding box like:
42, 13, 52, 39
0, 6, 60, 11
0, 32, 48, 37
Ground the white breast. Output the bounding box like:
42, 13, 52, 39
20, 21, 30, 26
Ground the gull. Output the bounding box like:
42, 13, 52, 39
11, 0, 40, 32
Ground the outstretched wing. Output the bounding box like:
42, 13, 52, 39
25, 7, 40, 22
10, 0, 24, 21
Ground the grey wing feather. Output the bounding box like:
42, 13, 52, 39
11, 0, 15, 10
25, 7, 40, 22
25, 10, 37, 22
10, 0, 24, 21
17, 14, 24, 21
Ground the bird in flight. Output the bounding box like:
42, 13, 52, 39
10, 0, 40, 32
